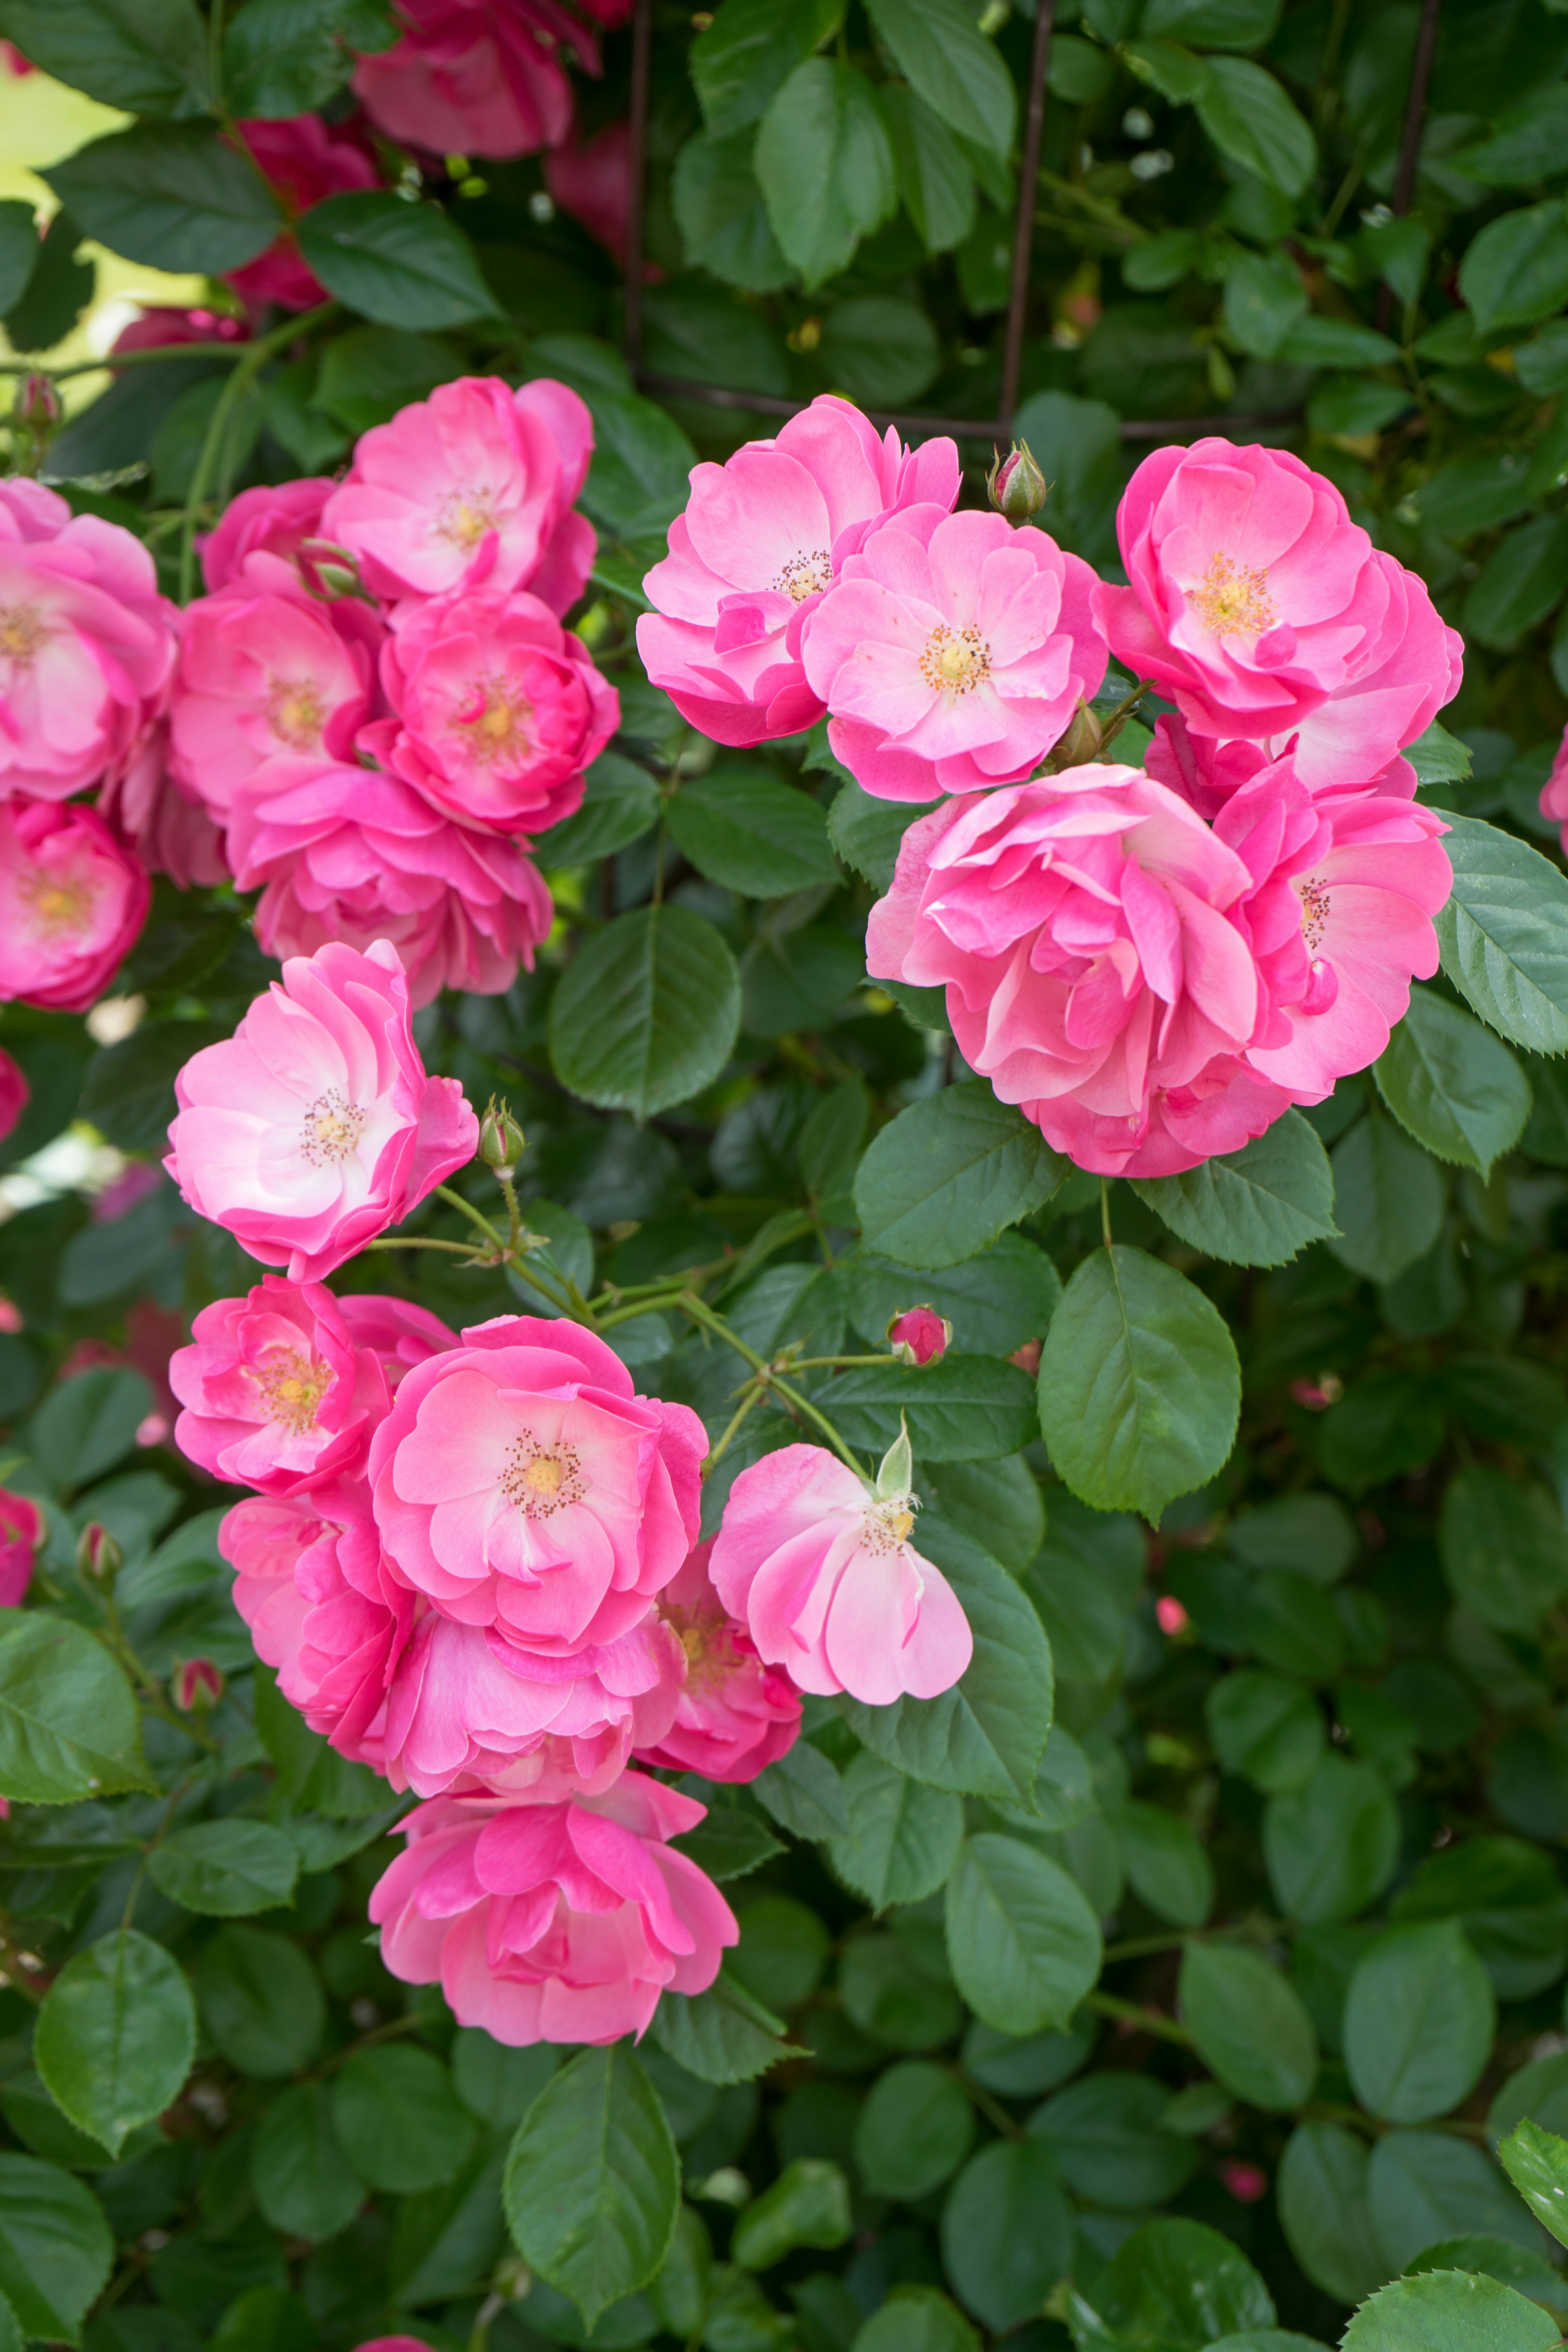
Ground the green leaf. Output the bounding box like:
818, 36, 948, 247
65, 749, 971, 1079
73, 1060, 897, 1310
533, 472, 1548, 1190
691, 0, 844, 133
827, 1752, 965, 1907
856, 1084, 1065, 1274
1263, 1755, 1400, 1923
333, 2046, 476, 2192
650, 1971, 803, 2085
33, 1931, 194, 2160
818, 291, 941, 408
751, 1740, 850, 1839
1194, 58, 1316, 196
0, 1615, 151, 1805
253, 1665, 389, 1818
853, 2061, 973, 2200
1230, 1493, 1356, 1582
671, 125, 792, 291
829, 775, 938, 891
250, 2083, 365, 2243
80, 1020, 224, 1155
0, 2155, 112, 2347
944, 1833, 1102, 2034
0, 0, 209, 115
923, 1456, 1045, 1576
1499, 2119, 1568, 2254
670, 1808, 784, 1883
1179, 1944, 1319, 2110
43, 125, 282, 273
1031, 2070, 1196, 2209
1205, 1670, 1325, 1794
1463, 517, 1568, 651
550, 906, 741, 1119
1440, 1466, 1568, 1636
940, 2140, 1072, 2331
884, 86, 976, 255
826, 1354, 1038, 1462
0, 201, 38, 321
147, 1822, 299, 1918
1221, 249, 1308, 359
503, 2047, 679, 2328
197, 1927, 325, 2079
753, 59, 897, 290
1070, 2218, 1276, 2351
1140, 0, 1280, 45
223, 0, 393, 118
1327, 1114, 1445, 1283
844, 1234, 1060, 1360
855, 2288, 980, 2352
1434, 810, 1568, 1054
1133, 1111, 1337, 1267
1343, 1921, 1495, 2123
296, 192, 499, 329
1038, 1246, 1241, 1522
1375, 989, 1531, 1177
536, 756, 660, 867
668, 769, 837, 897
1345, 2269, 1559, 2352
29, 1365, 153, 1490
581, 390, 697, 542
1277, 2122, 1386, 2307
862, 0, 1015, 156
1461, 201, 1568, 333
731, 2157, 852, 2270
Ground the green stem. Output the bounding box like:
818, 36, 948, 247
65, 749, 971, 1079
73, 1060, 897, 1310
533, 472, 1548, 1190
1096, 675, 1153, 752
679, 1295, 863, 1473
703, 1382, 767, 1475
177, 301, 337, 601
434, 1183, 507, 1252
955, 2070, 1025, 2141
1082, 1990, 1194, 2048
1101, 1931, 1190, 1962
364, 1235, 493, 1256
1100, 1179, 1114, 1252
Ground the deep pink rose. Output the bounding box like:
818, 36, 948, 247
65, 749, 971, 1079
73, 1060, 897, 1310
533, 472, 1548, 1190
226, 757, 555, 1009
635, 1540, 802, 1783
1541, 723, 1568, 846
339, 1294, 457, 1392
369, 1314, 706, 1658
544, 122, 633, 266
637, 396, 962, 749
165, 938, 479, 1282
369, 1775, 739, 2045
803, 506, 1107, 801
228, 116, 381, 313
710, 1446, 972, 1706
352, 0, 590, 160
0, 796, 149, 1013
886, 1306, 951, 1367
1092, 439, 1463, 788
200, 480, 334, 592
0, 1047, 27, 1145
171, 1275, 394, 1495
0, 480, 177, 801
98, 724, 230, 890
0, 1489, 40, 1608
170, 552, 382, 818
321, 376, 595, 612
366, 590, 617, 833
110, 307, 247, 358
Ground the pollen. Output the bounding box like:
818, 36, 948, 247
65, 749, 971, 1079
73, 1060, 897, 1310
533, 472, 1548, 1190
253, 1348, 332, 1434
300, 1087, 368, 1166
1186, 552, 1277, 638
18, 869, 92, 938
0, 604, 45, 663
919, 623, 991, 695
454, 673, 531, 763
772, 549, 832, 603
500, 1433, 584, 1517
1298, 878, 1330, 952
437, 486, 500, 550
266, 675, 326, 751
861, 1497, 919, 1556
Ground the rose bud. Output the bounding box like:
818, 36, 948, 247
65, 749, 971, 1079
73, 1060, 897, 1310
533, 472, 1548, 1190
174, 1658, 224, 1711
987, 439, 1048, 522
886, 1306, 952, 1367
76, 1521, 123, 1586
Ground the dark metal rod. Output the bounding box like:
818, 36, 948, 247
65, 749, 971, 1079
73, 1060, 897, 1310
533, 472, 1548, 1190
1376, 0, 1440, 329
622, 0, 653, 368
638, 370, 1298, 443
999, 0, 1055, 432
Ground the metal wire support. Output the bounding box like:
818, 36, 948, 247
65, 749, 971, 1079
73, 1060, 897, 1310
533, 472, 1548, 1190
1376, 0, 1440, 330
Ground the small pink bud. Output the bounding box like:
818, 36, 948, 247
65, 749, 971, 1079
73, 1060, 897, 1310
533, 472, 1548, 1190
174, 1658, 223, 1711
0, 1298, 20, 1335
294, 537, 364, 600
1155, 1594, 1189, 1637
987, 439, 1048, 523
135, 1413, 169, 1449
76, 1521, 122, 1585
1220, 2160, 1268, 2204
0, 1490, 40, 1608
13, 372, 60, 435
1290, 1374, 1344, 1412
886, 1307, 952, 1367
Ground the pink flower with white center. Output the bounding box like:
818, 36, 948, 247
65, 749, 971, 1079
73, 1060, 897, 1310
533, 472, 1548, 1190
0, 1488, 40, 1608
352, 0, 592, 162
383, 1613, 686, 1799
338, 1294, 458, 1393
321, 376, 595, 612
369, 1314, 706, 1659
170, 553, 382, 819
200, 480, 334, 592
865, 765, 1289, 1179
170, 1275, 392, 1496
886, 1306, 951, 1367
710, 1444, 972, 1707
1092, 439, 1462, 789
227, 757, 555, 1010
636, 396, 962, 749
164, 938, 479, 1283
98, 724, 230, 890
227, 116, 381, 314
367, 589, 617, 833
369, 1775, 738, 2046
0, 1048, 26, 1146
0, 479, 177, 801
0, 796, 149, 1014
634, 1540, 802, 1783
803, 506, 1108, 801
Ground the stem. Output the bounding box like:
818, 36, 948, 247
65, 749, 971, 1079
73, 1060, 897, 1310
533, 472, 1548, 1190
1096, 676, 1153, 752
470, 2292, 506, 2352
1100, 1179, 1114, 1251
497, 1167, 523, 1258
703, 1383, 766, 1474
1082, 1990, 1194, 2048
177, 302, 337, 601
364, 1235, 493, 1256
956, 2070, 1025, 2141
679, 1294, 864, 1472
434, 1183, 506, 1252
1102, 1931, 1190, 1962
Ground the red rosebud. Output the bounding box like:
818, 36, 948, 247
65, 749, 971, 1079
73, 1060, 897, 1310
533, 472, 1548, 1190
174, 1658, 224, 1711
886, 1306, 952, 1367
0, 1490, 40, 1608
1220, 2160, 1268, 2204
987, 440, 1048, 523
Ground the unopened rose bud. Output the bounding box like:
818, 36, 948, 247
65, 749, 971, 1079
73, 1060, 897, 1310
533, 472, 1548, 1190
76, 1522, 122, 1586
294, 538, 363, 600
1053, 699, 1103, 766
479, 1098, 526, 1176
173, 1657, 223, 1711
13, 372, 60, 435
987, 439, 1048, 523
886, 1306, 951, 1367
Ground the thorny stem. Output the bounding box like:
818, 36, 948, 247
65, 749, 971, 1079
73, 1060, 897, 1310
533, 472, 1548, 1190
703, 1382, 767, 1475
1095, 675, 1154, 753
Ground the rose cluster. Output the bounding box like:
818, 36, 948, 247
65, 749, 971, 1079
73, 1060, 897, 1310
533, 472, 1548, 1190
165, 937, 973, 2045
165, 375, 617, 1007
643, 414, 1463, 1177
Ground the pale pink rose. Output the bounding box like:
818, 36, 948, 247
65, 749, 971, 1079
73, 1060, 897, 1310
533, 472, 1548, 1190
865, 766, 1290, 1179
544, 122, 634, 267
165, 938, 479, 1282
383, 1611, 685, 1798
320, 376, 596, 612
0, 1047, 27, 1145
710, 1446, 973, 1707
228, 116, 381, 314
0, 796, 149, 1014
635, 1540, 802, 1783
98, 723, 230, 890
1541, 723, 1568, 843
0, 480, 178, 802
369, 1775, 738, 2045
170, 1274, 393, 1496
637, 396, 962, 749
0, 1488, 40, 1608
110, 307, 247, 358
803, 506, 1107, 801
1092, 439, 1463, 788
368, 1314, 706, 1658
886, 1306, 951, 1367
227, 757, 555, 1009
200, 480, 334, 592
339, 1294, 458, 1392
352, 0, 591, 160
367, 589, 617, 833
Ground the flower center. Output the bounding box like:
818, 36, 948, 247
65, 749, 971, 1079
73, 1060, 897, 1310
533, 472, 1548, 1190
437, 487, 499, 550
0, 604, 44, 664
920, 624, 991, 695
662, 1601, 732, 1691
454, 673, 531, 764
772, 549, 832, 603
500, 1434, 584, 1517
300, 1087, 368, 1166
1298, 878, 1330, 952
266, 675, 325, 751
19, 867, 92, 939
252, 1347, 332, 1434
860, 1496, 918, 1556
1187, 553, 1277, 638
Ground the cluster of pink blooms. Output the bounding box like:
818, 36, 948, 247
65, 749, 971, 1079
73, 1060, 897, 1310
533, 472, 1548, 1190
642, 414, 1463, 1177
163, 937, 972, 2045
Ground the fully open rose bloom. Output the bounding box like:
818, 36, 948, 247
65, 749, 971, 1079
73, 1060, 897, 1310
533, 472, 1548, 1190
637, 396, 962, 747
0, 796, 149, 1013
370, 1315, 706, 1655
803, 506, 1107, 801
98, 724, 229, 890
710, 1445, 972, 1706
369, 1775, 738, 2044
165, 939, 479, 1281
1093, 439, 1462, 788
635, 1540, 801, 1782
352, 0, 587, 161
228, 116, 380, 313
321, 377, 595, 612
171, 1275, 395, 1496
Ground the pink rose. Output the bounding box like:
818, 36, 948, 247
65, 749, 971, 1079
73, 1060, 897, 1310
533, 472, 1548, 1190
200, 480, 334, 592
544, 122, 634, 266
339, 1294, 457, 1391
637, 396, 962, 749
170, 1275, 394, 1496
111, 307, 247, 358
635, 1540, 802, 1783
227, 757, 554, 1009
170, 553, 382, 819
352, 0, 589, 160
886, 1307, 951, 1367
365, 590, 617, 833
0, 796, 149, 1013
320, 376, 595, 612
865, 766, 1290, 1179
369, 1775, 738, 2045
368, 1314, 706, 1657
98, 724, 230, 890
1541, 722, 1568, 844
710, 1446, 973, 1706
1092, 439, 1463, 789
0, 1047, 27, 1145
0, 480, 177, 801
803, 506, 1108, 801
228, 116, 381, 314
0, 1489, 40, 1608
165, 938, 479, 1282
